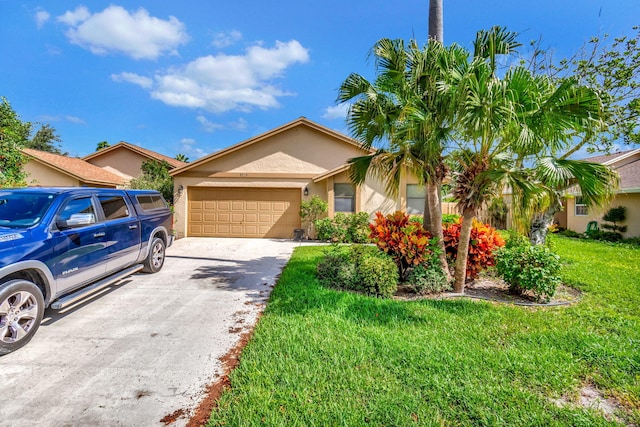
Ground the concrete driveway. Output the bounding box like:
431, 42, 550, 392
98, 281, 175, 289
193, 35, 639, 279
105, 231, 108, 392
0, 238, 298, 427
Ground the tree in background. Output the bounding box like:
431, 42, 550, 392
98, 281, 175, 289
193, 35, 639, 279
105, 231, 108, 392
175, 153, 189, 162
25, 124, 65, 154
96, 141, 110, 151
529, 27, 640, 153
129, 160, 174, 204
0, 97, 30, 187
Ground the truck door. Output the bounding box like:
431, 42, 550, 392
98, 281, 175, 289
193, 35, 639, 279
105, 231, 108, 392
97, 194, 141, 273
51, 196, 107, 294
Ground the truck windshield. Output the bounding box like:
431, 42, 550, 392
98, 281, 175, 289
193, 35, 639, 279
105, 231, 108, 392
0, 192, 57, 228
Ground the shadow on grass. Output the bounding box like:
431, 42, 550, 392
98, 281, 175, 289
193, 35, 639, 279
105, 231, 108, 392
266, 249, 492, 327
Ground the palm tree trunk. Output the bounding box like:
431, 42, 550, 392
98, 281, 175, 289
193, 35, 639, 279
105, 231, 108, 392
529, 198, 562, 245
453, 207, 475, 293
424, 182, 451, 280
429, 0, 444, 42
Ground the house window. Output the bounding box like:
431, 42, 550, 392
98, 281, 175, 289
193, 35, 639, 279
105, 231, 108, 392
575, 197, 588, 216
407, 184, 426, 214
334, 183, 355, 213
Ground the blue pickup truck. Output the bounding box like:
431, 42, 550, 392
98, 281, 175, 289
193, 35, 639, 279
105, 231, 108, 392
0, 187, 173, 355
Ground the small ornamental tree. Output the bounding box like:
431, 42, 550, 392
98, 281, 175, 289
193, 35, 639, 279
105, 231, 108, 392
601, 206, 627, 234
300, 195, 328, 239
442, 218, 505, 281
369, 211, 434, 280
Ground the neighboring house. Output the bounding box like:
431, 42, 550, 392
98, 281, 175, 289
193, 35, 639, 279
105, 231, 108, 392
22, 148, 126, 188
83, 141, 187, 182
171, 117, 427, 239
557, 148, 640, 237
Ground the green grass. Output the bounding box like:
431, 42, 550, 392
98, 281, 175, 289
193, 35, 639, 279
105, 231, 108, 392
209, 236, 640, 426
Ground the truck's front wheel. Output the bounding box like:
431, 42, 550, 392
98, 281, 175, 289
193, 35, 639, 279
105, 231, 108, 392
142, 237, 166, 273
0, 279, 45, 356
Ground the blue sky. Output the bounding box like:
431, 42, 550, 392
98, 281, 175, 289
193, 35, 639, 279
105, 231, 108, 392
2, 1, 638, 160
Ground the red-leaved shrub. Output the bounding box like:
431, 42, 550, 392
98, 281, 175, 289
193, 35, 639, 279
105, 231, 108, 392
442, 218, 505, 281
369, 211, 434, 280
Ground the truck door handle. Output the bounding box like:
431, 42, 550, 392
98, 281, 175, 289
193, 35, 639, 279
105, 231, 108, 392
93, 232, 106, 238
128, 224, 138, 230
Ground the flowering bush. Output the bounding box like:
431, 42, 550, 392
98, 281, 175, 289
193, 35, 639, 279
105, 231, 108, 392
369, 211, 435, 280
442, 218, 505, 281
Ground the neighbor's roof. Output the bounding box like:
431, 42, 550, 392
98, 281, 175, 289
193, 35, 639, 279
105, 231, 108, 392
22, 148, 126, 186
585, 148, 640, 191
170, 117, 370, 176
83, 141, 187, 169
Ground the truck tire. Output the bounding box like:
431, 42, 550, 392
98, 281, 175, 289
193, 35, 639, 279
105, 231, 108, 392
0, 279, 45, 356
142, 237, 166, 273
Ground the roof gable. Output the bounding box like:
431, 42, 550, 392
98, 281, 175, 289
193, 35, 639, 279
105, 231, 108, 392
171, 117, 369, 177
22, 149, 126, 186
84, 141, 186, 169
584, 148, 640, 191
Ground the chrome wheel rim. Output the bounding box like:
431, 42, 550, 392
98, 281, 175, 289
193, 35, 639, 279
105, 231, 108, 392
0, 290, 39, 344
151, 241, 165, 269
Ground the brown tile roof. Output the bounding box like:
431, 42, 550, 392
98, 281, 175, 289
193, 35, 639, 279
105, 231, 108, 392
83, 141, 187, 169
22, 148, 126, 186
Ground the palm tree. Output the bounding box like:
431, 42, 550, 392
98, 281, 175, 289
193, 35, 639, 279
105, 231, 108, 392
429, 0, 443, 42
449, 27, 609, 292
175, 153, 190, 163
338, 38, 468, 279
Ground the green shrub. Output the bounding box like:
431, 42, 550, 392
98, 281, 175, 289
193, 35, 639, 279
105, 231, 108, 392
585, 229, 623, 242
557, 229, 582, 238
495, 244, 562, 303
316, 244, 398, 298
316, 245, 356, 289
300, 195, 328, 239
407, 263, 451, 295
441, 213, 460, 225
314, 212, 371, 243
357, 253, 399, 298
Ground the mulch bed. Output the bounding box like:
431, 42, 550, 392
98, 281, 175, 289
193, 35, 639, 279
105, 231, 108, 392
395, 277, 582, 306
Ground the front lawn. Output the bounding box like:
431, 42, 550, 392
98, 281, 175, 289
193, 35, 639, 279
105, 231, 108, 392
209, 236, 639, 426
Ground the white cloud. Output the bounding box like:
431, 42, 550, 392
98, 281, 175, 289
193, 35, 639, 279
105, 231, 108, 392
37, 115, 86, 125
196, 115, 224, 132
144, 40, 309, 112
195, 116, 249, 133
179, 138, 208, 159
57, 6, 90, 26
111, 72, 153, 89
212, 30, 242, 48
57, 5, 188, 60
35, 9, 50, 29
322, 103, 350, 120
228, 118, 248, 131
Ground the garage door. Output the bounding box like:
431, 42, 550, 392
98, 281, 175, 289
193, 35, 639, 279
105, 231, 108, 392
188, 187, 301, 238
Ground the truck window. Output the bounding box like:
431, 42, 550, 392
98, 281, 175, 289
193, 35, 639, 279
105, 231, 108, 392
136, 195, 167, 211
98, 196, 130, 220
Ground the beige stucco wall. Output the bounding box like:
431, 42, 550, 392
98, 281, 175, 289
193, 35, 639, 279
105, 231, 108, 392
187, 126, 366, 175
86, 148, 149, 180
24, 161, 80, 187
565, 193, 640, 238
